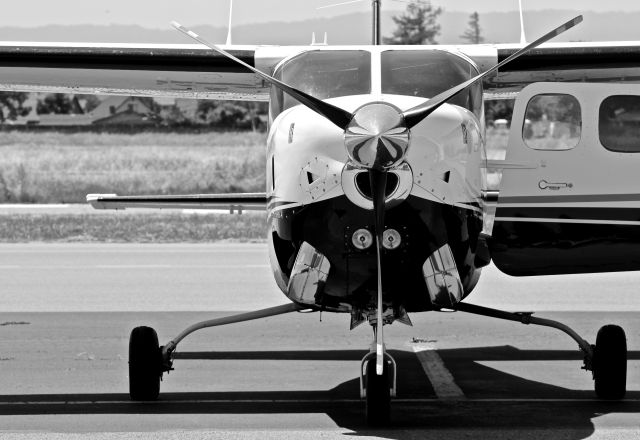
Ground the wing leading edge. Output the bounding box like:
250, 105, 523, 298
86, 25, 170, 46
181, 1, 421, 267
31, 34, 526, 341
483, 41, 640, 95
0, 42, 269, 100
87, 193, 266, 212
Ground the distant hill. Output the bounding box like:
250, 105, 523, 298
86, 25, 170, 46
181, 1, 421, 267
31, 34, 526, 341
0, 10, 638, 45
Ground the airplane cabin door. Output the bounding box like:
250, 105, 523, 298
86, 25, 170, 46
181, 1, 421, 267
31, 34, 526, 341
490, 82, 640, 276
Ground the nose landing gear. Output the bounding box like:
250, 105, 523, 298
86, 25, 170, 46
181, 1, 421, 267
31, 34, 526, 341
360, 345, 397, 425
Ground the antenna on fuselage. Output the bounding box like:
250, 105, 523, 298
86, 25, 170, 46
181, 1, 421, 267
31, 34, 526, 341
226, 0, 234, 45
316, 0, 379, 44
310, 32, 328, 45
518, 0, 527, 44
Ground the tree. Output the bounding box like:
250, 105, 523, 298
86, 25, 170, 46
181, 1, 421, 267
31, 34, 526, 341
197, 100, 267, 130
485, 99, 514, 125
383, 1, 442, 45
461, 11, 484, 44
0, 92, 30, 122
37, 93, 74, 115
36, 93, 103, 115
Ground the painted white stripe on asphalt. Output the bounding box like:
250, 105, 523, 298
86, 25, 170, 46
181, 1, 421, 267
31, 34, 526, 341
413, 343, 466, 401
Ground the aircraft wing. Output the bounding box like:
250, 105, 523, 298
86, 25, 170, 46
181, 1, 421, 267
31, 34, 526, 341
0, 42, 273, 100
87, 193, 267, 212
1, 41, 640, 99
479, 41, 640, 95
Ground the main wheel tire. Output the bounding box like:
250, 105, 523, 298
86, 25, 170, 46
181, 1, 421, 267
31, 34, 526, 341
594, 324, 627, 400
366, 359, 390, 425
129, 326, 162, 401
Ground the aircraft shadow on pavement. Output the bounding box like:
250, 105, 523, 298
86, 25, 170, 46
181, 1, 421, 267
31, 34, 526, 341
2, 346, 639, 439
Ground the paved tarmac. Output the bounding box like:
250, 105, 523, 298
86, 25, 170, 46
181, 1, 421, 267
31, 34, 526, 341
1, 243, 639, 438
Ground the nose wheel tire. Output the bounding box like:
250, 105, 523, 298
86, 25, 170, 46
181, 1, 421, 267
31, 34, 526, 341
129, 326, 162, 401
593, 324, 627, 400
365, 359, 391, 425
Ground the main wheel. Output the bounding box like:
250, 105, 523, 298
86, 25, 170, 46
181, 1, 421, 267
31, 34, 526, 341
366, 359, 390, 425
129, 326, 162, 401
593, 324, 627, 400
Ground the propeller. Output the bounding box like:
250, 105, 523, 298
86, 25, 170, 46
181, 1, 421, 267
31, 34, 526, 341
171, 22, 353, 130
402, 15, 583, 129
172, 15, 582, 376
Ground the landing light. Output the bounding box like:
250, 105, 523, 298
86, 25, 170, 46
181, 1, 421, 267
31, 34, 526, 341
382, 229, 401, 250
352, 228, 374, 250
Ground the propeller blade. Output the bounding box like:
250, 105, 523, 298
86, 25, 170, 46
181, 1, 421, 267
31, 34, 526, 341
402, 15, 583, 129
369, 169, 387, 375
171, 21, 354, 130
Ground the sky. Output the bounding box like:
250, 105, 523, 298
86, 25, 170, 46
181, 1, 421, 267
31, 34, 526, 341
4, 0, 640, 28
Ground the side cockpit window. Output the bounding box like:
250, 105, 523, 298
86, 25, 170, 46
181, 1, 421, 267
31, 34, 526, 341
599, 95, 640, 153
523, 94, 581, 150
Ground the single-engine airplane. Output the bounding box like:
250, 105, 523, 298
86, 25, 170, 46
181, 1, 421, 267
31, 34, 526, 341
3, 0, 639, 424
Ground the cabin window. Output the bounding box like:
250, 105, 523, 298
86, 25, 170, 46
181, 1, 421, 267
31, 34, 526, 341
522, 94, 581, 150
599, 95, 640, 153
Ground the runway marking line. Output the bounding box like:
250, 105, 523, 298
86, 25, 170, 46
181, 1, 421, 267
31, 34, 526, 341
412, 343, 466, 401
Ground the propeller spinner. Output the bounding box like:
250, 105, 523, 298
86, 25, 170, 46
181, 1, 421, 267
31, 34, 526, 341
344, 103, 410, 171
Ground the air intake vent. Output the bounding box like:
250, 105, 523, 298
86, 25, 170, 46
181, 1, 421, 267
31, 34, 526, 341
355, 172, 399, 199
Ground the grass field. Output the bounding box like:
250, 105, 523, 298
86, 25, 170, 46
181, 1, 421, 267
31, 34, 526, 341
0, 131, 267, 203
0, 212, 266, 242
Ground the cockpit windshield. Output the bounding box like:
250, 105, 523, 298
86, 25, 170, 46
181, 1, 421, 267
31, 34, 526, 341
270, 50, 371, 119
381, 50, 482, 116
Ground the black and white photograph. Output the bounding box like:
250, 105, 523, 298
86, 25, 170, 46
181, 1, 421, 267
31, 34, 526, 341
1, 0, 639, 438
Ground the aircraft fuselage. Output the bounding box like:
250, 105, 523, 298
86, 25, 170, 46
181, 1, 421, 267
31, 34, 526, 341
264, 48, 488, 317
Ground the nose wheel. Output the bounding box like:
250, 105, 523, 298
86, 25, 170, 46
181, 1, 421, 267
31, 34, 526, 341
360, 348, 396, 425
365, 356, 391, 425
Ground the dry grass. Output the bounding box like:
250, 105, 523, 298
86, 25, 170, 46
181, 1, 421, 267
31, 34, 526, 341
0, 131, 267, 203
0, 212, 266, 242
0, 131, 266, 147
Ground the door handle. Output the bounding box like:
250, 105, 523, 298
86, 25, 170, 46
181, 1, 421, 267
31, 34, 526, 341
539, 180, 573, 190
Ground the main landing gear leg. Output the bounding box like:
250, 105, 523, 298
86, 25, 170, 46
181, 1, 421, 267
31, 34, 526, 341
454, 302, 627, 399
128, 303, 306, 401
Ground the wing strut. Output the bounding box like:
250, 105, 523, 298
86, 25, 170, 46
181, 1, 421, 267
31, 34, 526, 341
87, 193, 267, 211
